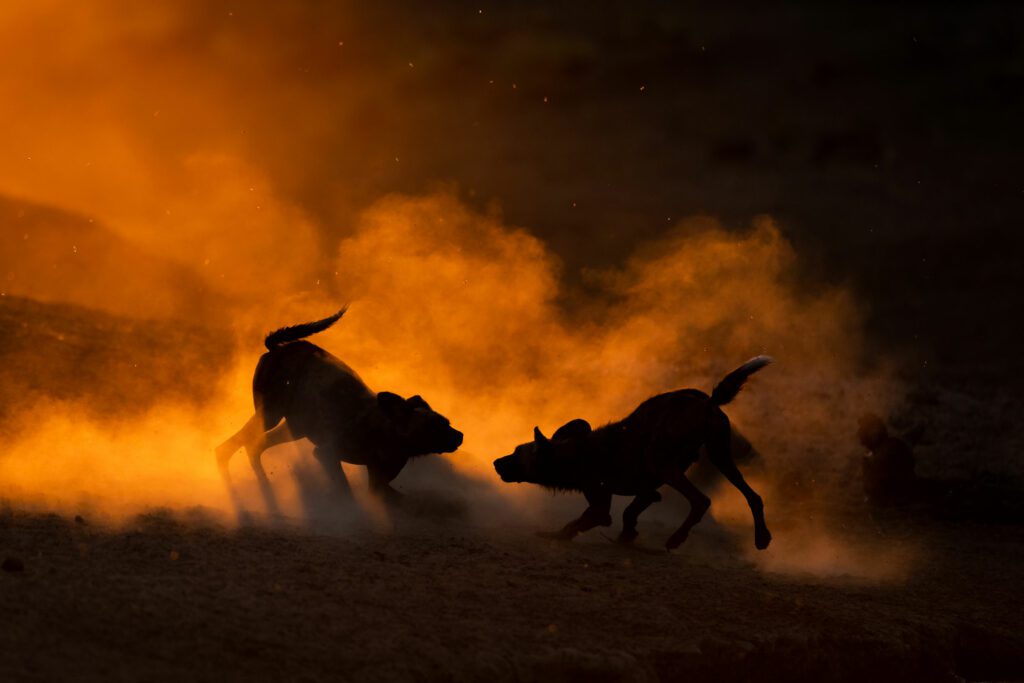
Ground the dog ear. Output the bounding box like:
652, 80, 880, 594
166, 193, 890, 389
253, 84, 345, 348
407, 395, 431, 411
378, 392, 411, 421
533, 426, 549, 445
553, 419, 592, 441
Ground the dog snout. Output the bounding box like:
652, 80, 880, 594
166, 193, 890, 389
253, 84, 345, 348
493, 455, 519, 482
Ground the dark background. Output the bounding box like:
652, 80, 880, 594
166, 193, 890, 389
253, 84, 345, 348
277, 1, 1024, 377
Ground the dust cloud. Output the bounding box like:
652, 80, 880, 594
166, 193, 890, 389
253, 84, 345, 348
0, 2, 907, 580
2, 190, 904, 578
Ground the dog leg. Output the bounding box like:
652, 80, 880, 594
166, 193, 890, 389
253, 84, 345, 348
618, 490, 662, 544
367, 460, 405, 504
241, 420, 298, 518
538, 488, 612, 540
664, 468, 711, 549
245, 420, 296, 482
707, 427, 771, 550
314, 445, 353, 497
216, 413, 265, 477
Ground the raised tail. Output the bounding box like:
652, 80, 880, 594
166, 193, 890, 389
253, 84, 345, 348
264, 305, 349, 350
710, 355, 772, 406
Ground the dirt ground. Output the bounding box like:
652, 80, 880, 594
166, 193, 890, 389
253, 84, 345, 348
2, 501, 1023, 683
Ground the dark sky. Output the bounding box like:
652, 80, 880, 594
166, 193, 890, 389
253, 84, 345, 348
2, 1, 1022, 374
301, 2, 1024, 374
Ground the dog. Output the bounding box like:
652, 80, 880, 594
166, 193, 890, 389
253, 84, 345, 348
216, 307, 463, 500
493, 357, 772, 550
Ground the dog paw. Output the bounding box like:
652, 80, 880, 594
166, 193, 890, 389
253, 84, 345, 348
616, 529, 639, 545
665, 531, 689, 550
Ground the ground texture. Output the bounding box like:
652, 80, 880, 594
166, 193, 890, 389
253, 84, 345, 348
2, 504, 1023, 682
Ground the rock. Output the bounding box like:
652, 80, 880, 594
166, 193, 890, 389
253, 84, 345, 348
2, 557, 25, 572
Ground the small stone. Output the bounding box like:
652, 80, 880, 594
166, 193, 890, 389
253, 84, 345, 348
2, 557, 24, 572
74, 515, 86, 525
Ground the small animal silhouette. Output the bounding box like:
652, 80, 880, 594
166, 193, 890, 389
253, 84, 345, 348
494, 357, 772, 550
217, 307, 463, 500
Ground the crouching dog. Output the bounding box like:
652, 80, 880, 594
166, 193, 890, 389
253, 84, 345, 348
493, 357, 773, 551
217, 307, 464, 501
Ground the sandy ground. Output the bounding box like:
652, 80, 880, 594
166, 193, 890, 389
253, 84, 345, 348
2, 496, 1023, 682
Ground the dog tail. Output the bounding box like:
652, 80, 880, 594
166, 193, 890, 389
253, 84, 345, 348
710, 355, 772, 406
264, 306, 349, 350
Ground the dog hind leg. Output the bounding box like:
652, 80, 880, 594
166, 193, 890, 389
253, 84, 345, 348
664, 467, 711, 549
618, 490, 662, 544
706, 423, 771, 550
216, 413, 266, 476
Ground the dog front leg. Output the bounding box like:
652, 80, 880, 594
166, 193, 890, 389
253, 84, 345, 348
313, 445, 353, 497
538, 488, 612, 540
368, 458, 407, 505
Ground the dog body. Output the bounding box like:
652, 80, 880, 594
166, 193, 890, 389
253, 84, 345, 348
217, 308, 463, 498
493, 357, 772, 550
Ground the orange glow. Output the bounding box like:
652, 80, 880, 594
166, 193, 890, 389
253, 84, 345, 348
0, 3, 906, 580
